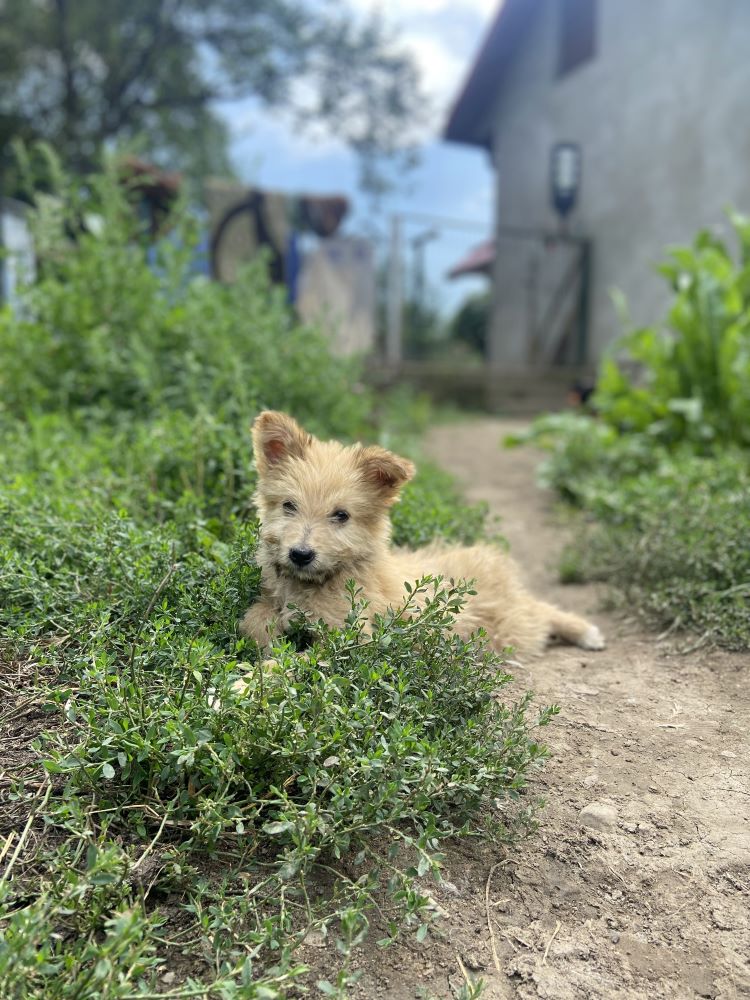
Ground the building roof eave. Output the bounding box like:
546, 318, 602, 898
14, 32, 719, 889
443, 0, 539, 147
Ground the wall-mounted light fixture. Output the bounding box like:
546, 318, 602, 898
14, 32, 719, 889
550, 142, 582, 220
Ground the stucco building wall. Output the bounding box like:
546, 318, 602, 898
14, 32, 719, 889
482, 0, 750, 366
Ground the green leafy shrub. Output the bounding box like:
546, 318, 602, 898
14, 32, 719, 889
392, 462, 492, 547
0, 160, 373, 441
511, 216, 750, 651
0, 839, 163, 1000
594, 211, 750, 447
1, 482, 553, 993
558, 451, 750, 649
1, 156, 546, 996
506, 412, 663, 505
513, 415, 750, 649
44, 578, 552, 846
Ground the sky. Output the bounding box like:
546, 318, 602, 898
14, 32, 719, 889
219, 0, 501, 316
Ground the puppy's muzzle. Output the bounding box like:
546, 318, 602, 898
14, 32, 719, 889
289, 546, 316, 568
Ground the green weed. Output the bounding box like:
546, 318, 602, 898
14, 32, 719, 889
595, 211, 750, 447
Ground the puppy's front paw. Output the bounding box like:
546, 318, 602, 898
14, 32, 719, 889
581, 625, 606, 651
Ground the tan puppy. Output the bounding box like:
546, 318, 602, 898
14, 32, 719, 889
241, 411, 605, 656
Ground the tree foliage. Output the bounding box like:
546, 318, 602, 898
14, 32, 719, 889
450, 289, 491, 358
0, 0, 424, 186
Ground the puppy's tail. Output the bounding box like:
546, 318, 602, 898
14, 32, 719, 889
541, 603, 606, 651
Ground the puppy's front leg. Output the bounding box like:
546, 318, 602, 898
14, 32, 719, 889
240, 597, 281, 646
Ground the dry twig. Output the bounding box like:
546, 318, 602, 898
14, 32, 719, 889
485, 860, 508, 973
541, 920, 561, 965
0, 781, 52, 885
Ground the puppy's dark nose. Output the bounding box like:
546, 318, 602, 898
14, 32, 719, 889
289, 546, 315, 568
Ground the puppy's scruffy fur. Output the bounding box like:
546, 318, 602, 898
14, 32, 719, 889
241, 411, 605, 656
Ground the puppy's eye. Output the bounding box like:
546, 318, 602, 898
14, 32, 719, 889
282, 500, 297, 515
331, 509, 349, 524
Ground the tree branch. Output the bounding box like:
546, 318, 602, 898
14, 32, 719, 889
55, 0, 78, 147
102, 0, 181, 136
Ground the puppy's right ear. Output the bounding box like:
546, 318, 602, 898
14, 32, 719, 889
252, 411, 312, 474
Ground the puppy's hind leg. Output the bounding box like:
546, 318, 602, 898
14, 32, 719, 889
540, 602, 606, 651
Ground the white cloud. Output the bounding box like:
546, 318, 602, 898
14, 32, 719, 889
346, 0, 501, 118
403, 30, 468, 110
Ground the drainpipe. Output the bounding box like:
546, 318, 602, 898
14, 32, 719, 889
575, 239, 592, 366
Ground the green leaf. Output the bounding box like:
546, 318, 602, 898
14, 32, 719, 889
262, 820, 294, 836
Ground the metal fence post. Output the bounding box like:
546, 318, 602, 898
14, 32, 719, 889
386, 214, 403, 367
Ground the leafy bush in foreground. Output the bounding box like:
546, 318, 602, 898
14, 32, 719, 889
1, 502, 552, 994
0, 841, 164, 1000
0, 156, 531, 997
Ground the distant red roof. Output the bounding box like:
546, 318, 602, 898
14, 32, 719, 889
444, 0, 539, 148
448, 240, 495, 279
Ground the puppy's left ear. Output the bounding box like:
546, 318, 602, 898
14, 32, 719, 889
253, 411, 312, 474
357, 445, 415, 504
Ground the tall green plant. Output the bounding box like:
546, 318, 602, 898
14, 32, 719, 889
595, 211, 750, 447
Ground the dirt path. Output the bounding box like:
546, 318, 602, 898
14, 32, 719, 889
340, 418, 750, 1000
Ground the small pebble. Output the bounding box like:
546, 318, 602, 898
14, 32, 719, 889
579, 802, 619, 831
463, 953, 485, 971
439, 879, 461, 897
302, 928, 327, 948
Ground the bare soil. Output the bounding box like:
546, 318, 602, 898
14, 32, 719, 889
321, 418, 750, 1000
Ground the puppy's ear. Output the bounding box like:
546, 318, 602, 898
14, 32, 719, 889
253, 411, 312, 473
357, 445, 415, 504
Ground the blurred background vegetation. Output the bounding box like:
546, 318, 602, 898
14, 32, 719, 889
0, 0, 423, 191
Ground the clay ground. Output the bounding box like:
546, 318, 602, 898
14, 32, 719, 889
323, 417, 749, 1000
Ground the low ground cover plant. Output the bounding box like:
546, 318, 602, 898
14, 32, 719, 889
0, 156, 550, 998
513, 214, 750, 650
